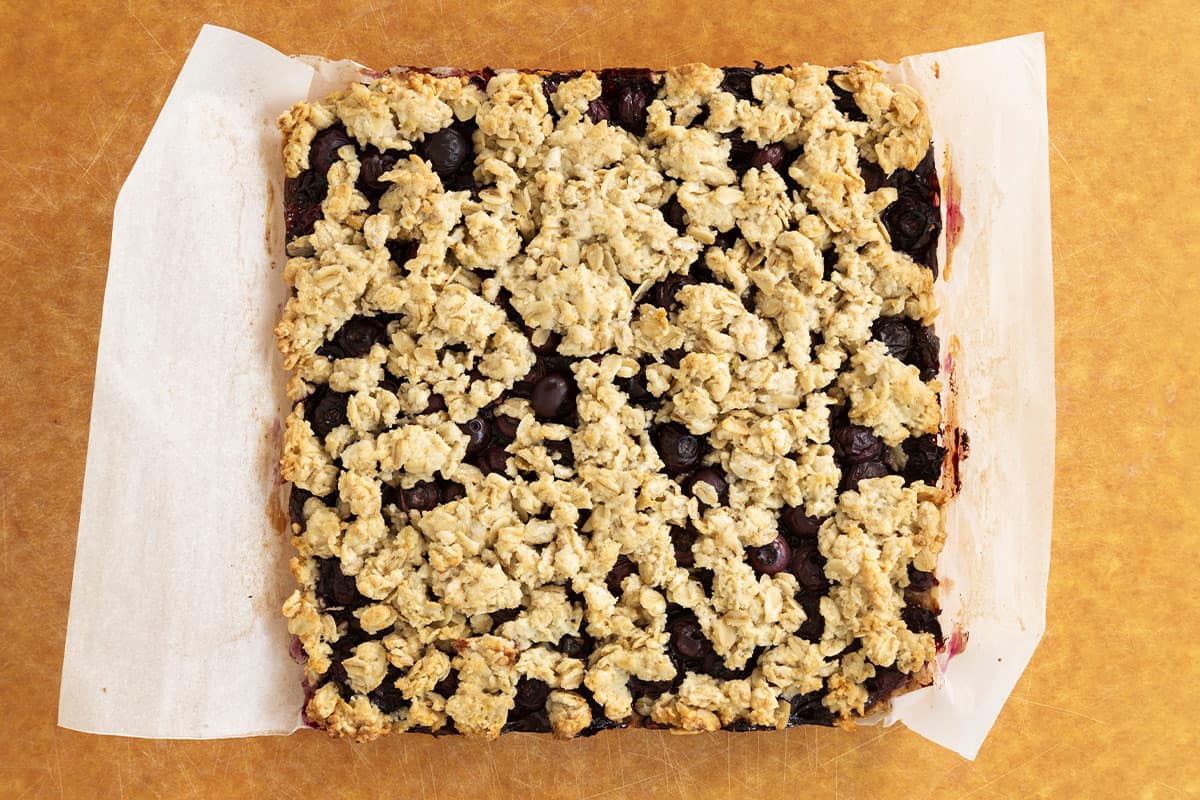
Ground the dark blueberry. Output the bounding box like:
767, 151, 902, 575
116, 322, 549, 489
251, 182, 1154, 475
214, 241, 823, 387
434, 671, 459, 697
712, 229, 740, 250
839, 460, 891, 491
545, 438, 575, 468
671, 526, 696, 568
368, 666, 408, 714
493, 414, 520, 441
651, 274, 698, 309
747, 535, 792, 575
490, 607, 521, 628
477, 446, 509, 475
307, 388, 349, 438
460, 417, 491, 456
882, 196, 941, 255
513, 678, 550, 713
682, 467, 727, 505
558, 635, 590, 660
325, 662, 351, 698
400, 481, 440, 512
789, 543, 827, 593
750, 143, 787, 172
528, 329, 562, 356
423, 127, 470, 175
788, 691, 835, 726
831, 424, 884, 465
653, 423, 702, 475
873, 316, 916, 362
828, 75, 868, 122
661, 347, 686, 368
315, 557, 363, 609
614, 87, 650, 135
606, 555, 636, 593
421, 393, 447, 414
504, 711, 552, 733
531, 372, 574, 420
821, 247, 838, 280
284, 170, 327, 238
439, 480, 466, 502
720, 68, 756, 101
380, 482, 398, 510
617, 369, 659, 410
865, 667, 909, 707
289, 486, 313, 525
797, 593, 824, 642
358, 147, 399, 193
781, 507, 822, 539
629, 677, 673, 699
586, 99, 610, 123
860, 159, 887, 193
661, 197, 687, 232
668, 616, 709, 660
907, 565, 938, 592
309, 126, 354, 175
702, 649, 754, 681
914, 325, 940, 381
323, 315, 388, 359
901, 604, 944, 645
692, 568, 715, 597
386, 238, 418, 268
725, 131, 758, 174
902, 434, 946, 484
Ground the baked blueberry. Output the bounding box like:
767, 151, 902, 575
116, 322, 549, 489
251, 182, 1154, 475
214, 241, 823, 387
309, 126, 354, 174
671, 526, 697, 568
873, 316, 916, 362
831, 424, 884, 464
477, 447, 509, 475
720, 67, 755, 100
423, 127, 470, 175
493, 414, 520, 441
788, 691, 835, 726
284, 170, 327, 239
531, 372, 574, 419
558, 635, 591, 660
902, 434, 945, 484
907, 565, 937, 592
653, 423, 701, 474
322, 315, 388, 359
828, 75, 868, 122
315, 557, 364, 609
615, 87, 650, 135
839, 460, 892, 491
307, 388, 349, 438
788, 543, 827, 593
400, 481, 440, 512
358, 147, 398, 193
780, 507, 822, 539
747, 535, 791, 575
682, 467, 727, 504
386, 238, 418, 267
434, 671, 460, 697
651, 274, 698, 309
750, 143, 787, 172
865, 667, 908, 707
587, 99, 610, 123
914, 325, 940, 380
423, 393, 447, 414
606, 555, 636, 593
668, 616, 709, 660
369, 666, 408, 714
289, 486, 313, 525
882, 195, 940, 255
901, 604, 943, 644
460, 417, 491, 456
661, 197, 687, 231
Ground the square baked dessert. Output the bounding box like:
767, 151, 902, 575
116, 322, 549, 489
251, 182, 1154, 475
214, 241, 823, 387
277, 62, 948, 741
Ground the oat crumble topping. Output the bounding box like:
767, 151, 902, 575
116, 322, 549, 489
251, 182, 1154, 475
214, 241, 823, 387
277, 62, 948, 741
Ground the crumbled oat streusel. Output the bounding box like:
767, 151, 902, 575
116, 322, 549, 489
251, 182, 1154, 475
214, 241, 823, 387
278, 62, 947, 742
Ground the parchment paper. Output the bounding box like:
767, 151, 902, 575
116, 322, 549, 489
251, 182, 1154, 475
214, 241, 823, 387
58, 26, 1053, 758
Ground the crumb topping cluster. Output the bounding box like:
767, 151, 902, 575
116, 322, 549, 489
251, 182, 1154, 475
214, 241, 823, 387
277, 61, 947, 741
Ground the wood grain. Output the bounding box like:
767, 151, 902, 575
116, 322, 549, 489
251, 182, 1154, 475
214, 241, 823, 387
2, 1, 1198, 797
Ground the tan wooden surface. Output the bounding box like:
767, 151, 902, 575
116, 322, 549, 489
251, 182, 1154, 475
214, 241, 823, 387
3, 1, 1198, 797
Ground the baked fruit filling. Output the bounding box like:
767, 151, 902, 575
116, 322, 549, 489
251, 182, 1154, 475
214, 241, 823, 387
277, 62, 948, 741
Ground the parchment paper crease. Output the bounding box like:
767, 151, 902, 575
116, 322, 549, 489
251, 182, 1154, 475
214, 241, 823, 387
59, 25, 1053, 758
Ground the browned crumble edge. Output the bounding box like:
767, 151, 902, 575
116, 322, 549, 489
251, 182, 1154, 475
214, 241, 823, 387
276, 62, 949, 742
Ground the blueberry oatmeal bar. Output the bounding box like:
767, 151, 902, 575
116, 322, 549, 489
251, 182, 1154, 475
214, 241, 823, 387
277, 62, 948, 742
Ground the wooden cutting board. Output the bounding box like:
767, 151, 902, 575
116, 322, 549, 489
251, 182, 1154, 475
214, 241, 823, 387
2, 1, 1197, 797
